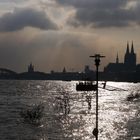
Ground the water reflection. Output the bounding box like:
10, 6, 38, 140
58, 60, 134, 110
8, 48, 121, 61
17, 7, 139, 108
54, 91, 70, 115
0, 81, 140, 140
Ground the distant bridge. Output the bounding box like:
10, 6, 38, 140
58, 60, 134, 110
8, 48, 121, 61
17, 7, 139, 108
0, 68, 17, 76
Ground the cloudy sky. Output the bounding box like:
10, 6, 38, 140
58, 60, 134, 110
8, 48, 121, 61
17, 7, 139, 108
0, 0, 140, 72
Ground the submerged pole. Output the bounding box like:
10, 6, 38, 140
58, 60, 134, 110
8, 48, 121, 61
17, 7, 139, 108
90, 54, 105, 140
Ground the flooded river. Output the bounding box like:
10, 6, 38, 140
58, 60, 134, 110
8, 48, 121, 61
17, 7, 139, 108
0, 80, 139, 140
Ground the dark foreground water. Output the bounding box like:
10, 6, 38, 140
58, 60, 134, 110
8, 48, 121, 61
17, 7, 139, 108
0, 80, 140, 140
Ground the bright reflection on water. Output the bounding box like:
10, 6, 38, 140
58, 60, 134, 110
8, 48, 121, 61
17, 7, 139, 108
0, 80, 140, 140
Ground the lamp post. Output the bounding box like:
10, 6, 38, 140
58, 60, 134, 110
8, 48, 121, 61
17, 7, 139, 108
90, 54, 105, 140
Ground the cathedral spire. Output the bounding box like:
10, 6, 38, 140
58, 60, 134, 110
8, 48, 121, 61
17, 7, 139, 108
126, 41, 129, 54
131, 41, 134, 54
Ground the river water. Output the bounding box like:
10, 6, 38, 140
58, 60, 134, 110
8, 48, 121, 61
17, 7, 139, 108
0, 80, 140, 140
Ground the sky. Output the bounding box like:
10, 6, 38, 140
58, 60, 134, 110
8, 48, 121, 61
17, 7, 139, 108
0, 0, 140, 72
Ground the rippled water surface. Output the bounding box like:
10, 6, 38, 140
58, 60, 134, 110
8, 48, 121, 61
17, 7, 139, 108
0, 80, 140, 140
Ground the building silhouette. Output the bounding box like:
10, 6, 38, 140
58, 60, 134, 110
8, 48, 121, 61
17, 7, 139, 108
28, 63, 34, 73
124, 41, 136, 67
62, 67, 66, 73
1, 41, 140, 81
104, 41, 136, 73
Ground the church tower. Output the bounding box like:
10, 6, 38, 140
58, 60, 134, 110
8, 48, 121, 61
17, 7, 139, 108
130, 41, 136, 66
124, 41, 136, 67
124, 42, 130, 65
116, 53, 119, 64
28, 63, 34, 73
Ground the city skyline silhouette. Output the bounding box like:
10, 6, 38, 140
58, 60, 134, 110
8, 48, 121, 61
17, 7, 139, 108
0, 1, 140, 72
0, 2, 140, 139
1, 42, 140, 82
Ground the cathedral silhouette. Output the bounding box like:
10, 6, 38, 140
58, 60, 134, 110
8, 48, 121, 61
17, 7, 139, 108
104, 41, 137, 73
124, 41, 136, 67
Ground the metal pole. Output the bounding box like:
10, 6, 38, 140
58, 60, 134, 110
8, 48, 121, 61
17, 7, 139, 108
90, 54, 105, 140
96, 64, 99, 140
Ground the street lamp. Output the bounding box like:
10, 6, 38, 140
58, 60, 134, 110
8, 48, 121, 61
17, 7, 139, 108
90, 54, 105, 140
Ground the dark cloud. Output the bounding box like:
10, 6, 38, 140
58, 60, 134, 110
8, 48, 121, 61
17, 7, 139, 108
56, 0, 126, 9
0, 8, 58, 31
0, 0, 25, 3
56, 0, 140, 28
